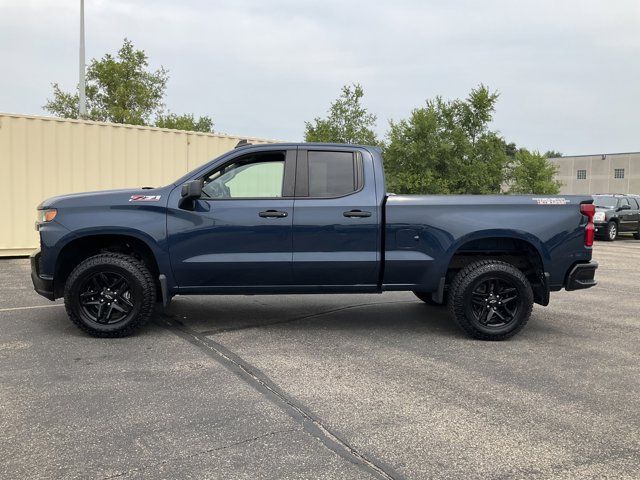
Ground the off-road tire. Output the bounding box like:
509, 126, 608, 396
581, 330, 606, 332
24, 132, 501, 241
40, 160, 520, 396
447, 260, 533, 341
64, 253, 156, 337
606, 221, 617, 241
413, 291, 447, 306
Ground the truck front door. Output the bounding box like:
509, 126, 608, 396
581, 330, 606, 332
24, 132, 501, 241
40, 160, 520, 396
167, 148, 296, 288
291, 148, 380, 288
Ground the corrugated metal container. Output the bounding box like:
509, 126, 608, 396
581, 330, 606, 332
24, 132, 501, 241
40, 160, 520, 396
0, 113, 277, 256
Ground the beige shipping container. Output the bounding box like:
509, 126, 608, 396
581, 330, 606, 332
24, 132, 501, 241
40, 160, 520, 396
0, 113, 277, 256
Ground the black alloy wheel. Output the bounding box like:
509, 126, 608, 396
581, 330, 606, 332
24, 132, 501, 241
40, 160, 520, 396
468, 277, 519, 328
64, 253, 156, 337
448, 259, 534, 340
78, 271, 135, 325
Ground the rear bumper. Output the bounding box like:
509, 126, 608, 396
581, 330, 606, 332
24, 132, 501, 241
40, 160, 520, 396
565, 261, 598, 291
30, 250, 55, 300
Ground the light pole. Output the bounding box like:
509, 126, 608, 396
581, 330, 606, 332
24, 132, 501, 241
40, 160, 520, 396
79, 0, 87, 118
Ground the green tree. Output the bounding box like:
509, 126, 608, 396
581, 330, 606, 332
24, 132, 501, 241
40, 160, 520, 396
155, 112, 214, 133
45, 39, 168, 125
384, 85, 509, 194
304, 83, 379, 145
544, 150, 563, 158
507, 149, 562, 194
44, 39, 212, 133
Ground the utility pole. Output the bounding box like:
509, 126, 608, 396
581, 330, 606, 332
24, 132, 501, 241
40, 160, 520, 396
78, 0, 87, 118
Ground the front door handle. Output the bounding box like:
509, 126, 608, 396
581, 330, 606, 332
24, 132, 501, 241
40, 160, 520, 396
259, 210, 288, 218
343, 209, 372, 218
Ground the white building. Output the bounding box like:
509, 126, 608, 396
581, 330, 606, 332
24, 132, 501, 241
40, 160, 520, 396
549, 152, 640, 195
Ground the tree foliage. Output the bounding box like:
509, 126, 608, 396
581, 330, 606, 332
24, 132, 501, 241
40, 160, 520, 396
304, 83, 379, 145
507, 149, 562, 194
44, 39, 212, 133
384, 85, 509, 194
155, 112, 214, 133
543, 150, 563, 158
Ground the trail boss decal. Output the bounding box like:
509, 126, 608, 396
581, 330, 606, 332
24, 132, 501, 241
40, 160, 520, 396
129, 195, 161, 202
532, 197, 570, 205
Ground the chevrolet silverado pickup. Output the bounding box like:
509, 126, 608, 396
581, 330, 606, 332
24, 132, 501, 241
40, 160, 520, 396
32, 143, 598, 340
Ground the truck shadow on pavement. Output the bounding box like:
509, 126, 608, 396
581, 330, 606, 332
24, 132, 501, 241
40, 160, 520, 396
157, 296, 465, 339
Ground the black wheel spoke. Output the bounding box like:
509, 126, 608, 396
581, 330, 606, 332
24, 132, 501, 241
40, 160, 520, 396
78, 271, 134, 325
469, 275, 520, 328
95, 302, 105, 322
111, 302, 128, 314
493, 309, 506, 321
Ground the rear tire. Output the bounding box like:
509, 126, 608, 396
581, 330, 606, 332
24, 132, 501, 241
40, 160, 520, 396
447, 260, 533, 341
606, 221, 618, 241
413, 291, 447, 306
64, 253, 156, 337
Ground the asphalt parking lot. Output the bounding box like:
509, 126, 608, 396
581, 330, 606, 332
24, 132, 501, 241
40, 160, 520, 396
1, 240, 639, 479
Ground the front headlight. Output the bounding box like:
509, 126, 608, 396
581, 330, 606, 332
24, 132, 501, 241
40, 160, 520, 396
593, 211, 605, 222
37, 209, 57, 223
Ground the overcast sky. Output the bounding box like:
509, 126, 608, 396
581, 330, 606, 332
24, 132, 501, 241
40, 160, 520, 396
1, 0, 638, 154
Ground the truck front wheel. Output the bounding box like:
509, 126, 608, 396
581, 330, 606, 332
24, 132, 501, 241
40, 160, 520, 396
64, 253, 156, 337
448, 260, 533, 341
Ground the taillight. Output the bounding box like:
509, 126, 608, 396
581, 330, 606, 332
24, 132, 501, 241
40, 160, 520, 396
581, 203, 595, 247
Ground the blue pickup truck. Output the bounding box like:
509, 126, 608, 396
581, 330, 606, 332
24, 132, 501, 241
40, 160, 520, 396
32, 143, 598, 340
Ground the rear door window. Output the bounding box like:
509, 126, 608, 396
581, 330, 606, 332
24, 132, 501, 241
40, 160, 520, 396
307, 151, 359, 198
629, 198, 640, 209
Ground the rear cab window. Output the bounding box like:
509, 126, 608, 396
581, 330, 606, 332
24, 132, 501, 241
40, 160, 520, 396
297, 150, 363, 198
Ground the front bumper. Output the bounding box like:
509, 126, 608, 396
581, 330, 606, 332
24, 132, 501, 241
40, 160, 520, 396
565, 261, 598, 291
30, 250, 55, 300
594, 222, 607, 235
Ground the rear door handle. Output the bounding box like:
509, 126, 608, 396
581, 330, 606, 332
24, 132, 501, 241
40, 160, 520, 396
259, 210, 288, 218
343, 210, 372, 218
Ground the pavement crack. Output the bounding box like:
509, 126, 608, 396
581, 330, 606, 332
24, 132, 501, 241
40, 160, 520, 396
158, 316, 406, 480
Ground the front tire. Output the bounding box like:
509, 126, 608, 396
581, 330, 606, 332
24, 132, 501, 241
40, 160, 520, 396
448, 260, 533, 341
606, 221, 618, 241
64, 253, 156, 337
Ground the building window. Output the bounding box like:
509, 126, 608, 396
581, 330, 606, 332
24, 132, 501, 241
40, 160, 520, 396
614, 168, 625, 179
576, 169, 587, 180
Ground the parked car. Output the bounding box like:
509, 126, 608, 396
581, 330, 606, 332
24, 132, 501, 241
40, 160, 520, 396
32, 143, 598, 341
593, 194, 640, 241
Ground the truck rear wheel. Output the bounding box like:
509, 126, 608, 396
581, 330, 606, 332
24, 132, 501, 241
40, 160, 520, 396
64, 253, 156, 337
448, 260, 533, 341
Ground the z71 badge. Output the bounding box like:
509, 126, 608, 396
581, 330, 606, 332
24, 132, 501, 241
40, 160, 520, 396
532, 197, 570, 205
129, 195, 161, 202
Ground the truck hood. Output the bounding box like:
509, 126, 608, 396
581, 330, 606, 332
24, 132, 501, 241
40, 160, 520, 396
38, 187, 170, 209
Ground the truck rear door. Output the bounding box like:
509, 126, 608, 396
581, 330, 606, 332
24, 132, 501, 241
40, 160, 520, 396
291, 148, 380, 288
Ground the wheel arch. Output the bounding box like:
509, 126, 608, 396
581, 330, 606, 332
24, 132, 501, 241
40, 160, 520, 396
443, 231, 548, 305
54, 231, 164, 298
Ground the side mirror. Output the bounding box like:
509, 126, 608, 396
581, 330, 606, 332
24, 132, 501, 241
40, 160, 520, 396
179, 179, 203, 210
618, 204, 631, 211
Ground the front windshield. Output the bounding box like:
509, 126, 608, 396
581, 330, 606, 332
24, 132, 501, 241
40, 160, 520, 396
593, 196, 618, 208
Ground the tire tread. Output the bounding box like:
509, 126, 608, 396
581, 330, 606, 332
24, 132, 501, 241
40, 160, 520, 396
64, 253, 156, 338
447, 259, 533, 341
